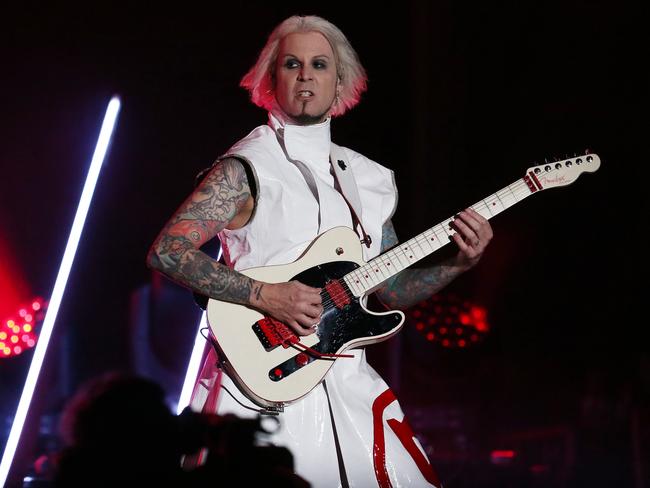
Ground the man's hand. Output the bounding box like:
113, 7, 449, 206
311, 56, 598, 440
250, 281, 323, 336
450, 207, 493, 270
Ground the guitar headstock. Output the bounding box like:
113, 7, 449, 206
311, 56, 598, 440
524, 153, 600, 191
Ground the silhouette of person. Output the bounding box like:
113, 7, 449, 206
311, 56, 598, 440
51, 372, 309, 487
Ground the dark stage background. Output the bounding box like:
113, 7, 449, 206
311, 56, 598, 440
1, 2, 647, 487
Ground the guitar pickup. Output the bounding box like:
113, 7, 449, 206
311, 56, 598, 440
253, 317, 299, 352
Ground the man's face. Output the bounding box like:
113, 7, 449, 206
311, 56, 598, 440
274, 31, 339, 125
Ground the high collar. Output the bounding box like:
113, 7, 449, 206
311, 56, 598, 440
268, 108, 332, 171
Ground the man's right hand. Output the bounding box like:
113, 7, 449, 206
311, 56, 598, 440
250, 281, 323, 336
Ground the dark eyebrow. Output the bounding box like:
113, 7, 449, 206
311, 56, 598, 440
282, 53, 331, 60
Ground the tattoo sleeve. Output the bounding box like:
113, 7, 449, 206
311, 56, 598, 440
146, 158, 256, 305
374, 219, 466, 309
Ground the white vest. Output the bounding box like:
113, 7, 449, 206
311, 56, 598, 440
217, 111, 397, 269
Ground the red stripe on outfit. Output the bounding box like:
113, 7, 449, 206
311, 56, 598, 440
372, 389, 395, 488
372, 388, 441, 488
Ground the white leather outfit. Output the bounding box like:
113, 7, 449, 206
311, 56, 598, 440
187, 110, 440, 488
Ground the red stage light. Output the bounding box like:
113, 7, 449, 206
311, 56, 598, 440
471, 306, 486, 320
407, 294, 490, 348
491, 449, 516, 465
0, 297, 46, 359
492, 450, 515, 458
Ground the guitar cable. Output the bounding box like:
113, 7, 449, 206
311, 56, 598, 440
200, 326, 281, 417
220, 384, 280, 416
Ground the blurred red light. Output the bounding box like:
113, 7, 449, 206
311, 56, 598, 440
409, 294, 490, 349
491, 450, 515, 459
471, 306, 486, 320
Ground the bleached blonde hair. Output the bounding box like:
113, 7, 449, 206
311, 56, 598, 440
240, 15, 368, 117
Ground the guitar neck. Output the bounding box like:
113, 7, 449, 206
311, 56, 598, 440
344, 177, 535, 296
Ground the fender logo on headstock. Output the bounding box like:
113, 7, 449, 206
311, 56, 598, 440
538, 174, 569, 187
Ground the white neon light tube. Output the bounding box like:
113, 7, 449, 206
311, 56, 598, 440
176, 244, 223, 415
176, 311, 209, 414
0, 96, 121, 486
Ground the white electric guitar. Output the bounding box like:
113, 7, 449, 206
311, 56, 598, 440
206, 153, 600, 410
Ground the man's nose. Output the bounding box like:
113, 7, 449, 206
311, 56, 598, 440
298, 65, 313, 81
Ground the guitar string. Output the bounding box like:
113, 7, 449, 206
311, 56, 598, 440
319, 178, 533, 308
317, 158, 594, 309
344, 177, 535, 294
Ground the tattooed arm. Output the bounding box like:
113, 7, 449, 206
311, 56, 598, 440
374, 209, 493, 310
146, 158, 322, 336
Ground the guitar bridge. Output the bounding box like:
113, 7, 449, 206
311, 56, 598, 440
252, 317, 299, 351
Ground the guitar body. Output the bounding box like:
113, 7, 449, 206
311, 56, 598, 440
207, 226, 405, 409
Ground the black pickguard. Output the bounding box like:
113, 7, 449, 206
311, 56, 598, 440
266, 261, 402, 381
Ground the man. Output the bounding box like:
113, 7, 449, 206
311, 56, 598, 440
148, 14, 492, 487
